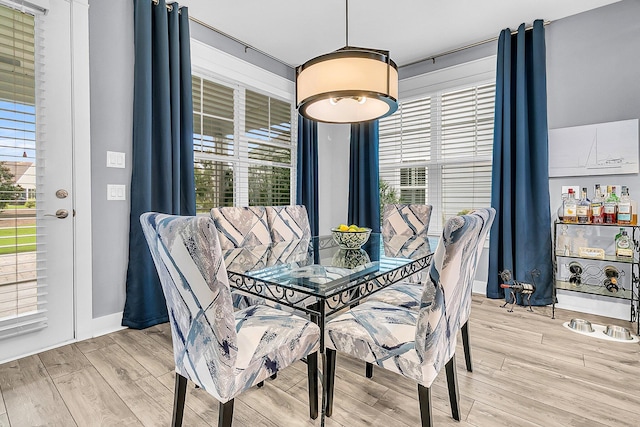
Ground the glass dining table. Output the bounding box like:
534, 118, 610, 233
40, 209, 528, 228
223, 233, 435, 349
223, 232, 434, 424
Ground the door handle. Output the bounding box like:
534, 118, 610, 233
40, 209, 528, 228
45, 209, 69, 219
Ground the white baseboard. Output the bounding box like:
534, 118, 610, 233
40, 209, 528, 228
471, 279, 629, 321
91, 311, 126, 337
555, 290, 630, 321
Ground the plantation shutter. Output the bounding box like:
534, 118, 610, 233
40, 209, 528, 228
379, 97, 430, 204
192, 76, 295, 212
241, 89, 293, 207
440, 83, 495, 220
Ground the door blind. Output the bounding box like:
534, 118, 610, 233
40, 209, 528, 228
0, 3, 46, 339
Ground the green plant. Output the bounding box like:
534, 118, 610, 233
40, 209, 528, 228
25, 199, 35, 208
379, 178, 401, 223
0, 162, 24, 210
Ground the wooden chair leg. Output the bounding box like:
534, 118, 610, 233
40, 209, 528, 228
172, 373, 187, 427
417, 384, 433, 427
256, 381, 264, 388
445, 354, 460, 421
462, 321, 473, 372
270, 373, 278, 380
307, 351, 319, 419
365, 362, 374, 378
325, 349, 337, 417
218, 399, 234, 427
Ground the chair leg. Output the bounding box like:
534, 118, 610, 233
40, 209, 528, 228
365, 362, 374, 378
307, 351, 319, 419
325, 349, 337, 417
218, 399, 234, 427
270, 373, 278, 380
417, 384, 433, 427
256, 381, 264, 388
462, 321, 473, 372
445, 354, 460, 421
172, 373, 187, 427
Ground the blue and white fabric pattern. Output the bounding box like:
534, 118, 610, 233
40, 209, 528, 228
140, 213, 320, 403
382, 204, 432, 238
382, 204, 433, 284
266, 205, 312, 242
369, 208, 495, 313
325, 212, 486, 387
210, 206, 272, 250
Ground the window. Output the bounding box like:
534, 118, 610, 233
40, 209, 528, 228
379, 82, 495, 234
192, 76, 295, 213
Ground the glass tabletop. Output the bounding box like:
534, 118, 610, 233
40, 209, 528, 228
223, 233, 435, 299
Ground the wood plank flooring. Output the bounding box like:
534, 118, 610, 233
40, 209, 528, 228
1, 296, 638, 427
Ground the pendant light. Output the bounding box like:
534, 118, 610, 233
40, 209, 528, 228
296, 0, 398, 124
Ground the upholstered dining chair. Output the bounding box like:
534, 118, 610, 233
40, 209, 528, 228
265, 205, 312, 242
367, 208, 495, 373
210, 206, 272, 250
140, 213, 320, 427
382, 203, 433, 283
324, 211, 491, 427
210, 206, 273, 310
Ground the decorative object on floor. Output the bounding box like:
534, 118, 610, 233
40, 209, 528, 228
488, 19, 553, 307
563, 320, 638, 343
296, 0, 398, 123
499, 269, 537, 312
123, 0, 196, 329
567, 318, 595, 333
331, 225, 371, 249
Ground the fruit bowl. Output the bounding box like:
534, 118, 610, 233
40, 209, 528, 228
331, 227, 372, 249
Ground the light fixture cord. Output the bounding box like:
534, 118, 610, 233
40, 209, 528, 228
345, 0, 349, 46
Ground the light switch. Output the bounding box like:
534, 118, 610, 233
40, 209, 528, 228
107, 151, 126, 168
107, 184, 126, 201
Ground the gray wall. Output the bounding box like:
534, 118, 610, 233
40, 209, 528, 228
87, 0, 640, 319
89, 0, 134, 318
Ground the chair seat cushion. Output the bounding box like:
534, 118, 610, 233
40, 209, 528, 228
232, 304, 320, 388
366, 282, 423, 310
325, 301, 439, 387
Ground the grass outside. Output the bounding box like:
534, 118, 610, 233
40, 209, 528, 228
0, 226, 36, 254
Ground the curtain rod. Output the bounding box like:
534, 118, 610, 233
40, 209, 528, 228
401, 20, 551, 68
150, 1, 293, 67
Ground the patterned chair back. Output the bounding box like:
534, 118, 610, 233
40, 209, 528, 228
140, 213, 238, 400
210, 206, 272, 250
414, 211, 489, 370
382, 204, 433, 282
382, 204, 433, 238
266, 205, 312, 242
458, 208, 496, 326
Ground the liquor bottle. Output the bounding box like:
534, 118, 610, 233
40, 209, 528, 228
615, 227, 625, 244
591, 184, 604, 224
577, 187, 591, 224
616, 230, 633, 258
603, 185, 619, 224
563, 188, 577, 223
603, 265, 620, 293
617, 186, 632, 225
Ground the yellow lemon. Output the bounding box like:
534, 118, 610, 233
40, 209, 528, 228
338, 224, 349, 231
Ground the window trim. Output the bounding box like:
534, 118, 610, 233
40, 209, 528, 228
190, 40, 297, 209
381, 57, 497, 235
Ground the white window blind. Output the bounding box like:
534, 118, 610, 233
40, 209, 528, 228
0, 3, 46, 339
192, 76, 295, 213
379, 82, 495, 234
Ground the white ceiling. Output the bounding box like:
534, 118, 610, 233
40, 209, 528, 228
182, 0, 620, 68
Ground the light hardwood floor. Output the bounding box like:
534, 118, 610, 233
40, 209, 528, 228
1, 296, 639, 427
